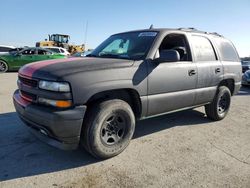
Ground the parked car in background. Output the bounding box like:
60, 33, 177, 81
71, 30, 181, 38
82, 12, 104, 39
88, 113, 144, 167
42, 46, 70, 56
71, 50, 93, 57
0, 45, 15, 55
0, 47, 66, 72
9, 47, 24, 54
242, 70, 250, 86
241, 61, 250, 73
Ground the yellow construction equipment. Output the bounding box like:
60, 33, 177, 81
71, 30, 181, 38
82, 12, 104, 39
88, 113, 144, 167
36, 34, 85, 54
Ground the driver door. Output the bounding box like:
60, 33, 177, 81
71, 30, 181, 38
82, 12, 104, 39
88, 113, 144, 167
147, 33, 198, 116
16, 48, 36, 68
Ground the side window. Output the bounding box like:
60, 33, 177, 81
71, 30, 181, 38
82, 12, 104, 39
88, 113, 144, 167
21, 49, 35, 55
191, 35, 217, 61
215, 39, 239, 61
158, 34, 192, 61
38, 49, 52, 55
49, 48, 60, 53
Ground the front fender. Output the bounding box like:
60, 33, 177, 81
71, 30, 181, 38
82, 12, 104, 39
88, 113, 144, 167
72, 79, 144, 105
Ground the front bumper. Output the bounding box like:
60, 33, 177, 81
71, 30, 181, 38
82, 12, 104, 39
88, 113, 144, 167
13, 90, 86, 150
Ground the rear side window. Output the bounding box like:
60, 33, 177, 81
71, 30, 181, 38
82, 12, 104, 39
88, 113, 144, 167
38, 49, 52, 55
48, 48, 60, 53
191, 35, 217, 61
214, 39, 239, 62
60, 49, 65, 53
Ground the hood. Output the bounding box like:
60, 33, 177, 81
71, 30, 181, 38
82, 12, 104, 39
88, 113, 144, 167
19, 57, 134, 80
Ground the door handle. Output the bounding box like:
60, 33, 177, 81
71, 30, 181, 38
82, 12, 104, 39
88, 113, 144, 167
188, 69, 196, 76
215, 68, 221, 73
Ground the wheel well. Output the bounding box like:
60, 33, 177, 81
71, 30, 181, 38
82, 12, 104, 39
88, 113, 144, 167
219, 79, 235, 95
86, 89, 142, 119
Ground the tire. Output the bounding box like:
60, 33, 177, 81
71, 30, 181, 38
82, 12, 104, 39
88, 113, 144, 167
81, 99, 135, 159
0, 60, 8, 73
205, 86, 231, 121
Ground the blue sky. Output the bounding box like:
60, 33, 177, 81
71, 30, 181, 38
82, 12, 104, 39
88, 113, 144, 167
1, 0, 250, 57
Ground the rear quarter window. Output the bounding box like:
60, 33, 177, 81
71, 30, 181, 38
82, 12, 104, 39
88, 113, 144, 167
214, 38, 239, 62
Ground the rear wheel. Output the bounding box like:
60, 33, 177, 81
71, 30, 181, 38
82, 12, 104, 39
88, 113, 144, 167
205, 86, 231, 121
81, 99, 135, 159
0, 60, 8, 73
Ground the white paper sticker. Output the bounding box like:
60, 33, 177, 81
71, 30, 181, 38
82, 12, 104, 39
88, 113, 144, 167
138, 32, 157, 37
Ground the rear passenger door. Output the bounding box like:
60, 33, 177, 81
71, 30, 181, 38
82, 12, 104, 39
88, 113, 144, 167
36, 49, 53, 61
189, 35, 223, 105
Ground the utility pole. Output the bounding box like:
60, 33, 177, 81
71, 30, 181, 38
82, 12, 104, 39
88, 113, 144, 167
84, 21, 88, 51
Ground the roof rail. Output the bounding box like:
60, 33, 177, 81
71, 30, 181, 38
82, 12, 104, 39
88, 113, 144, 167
210, 32, 223, 37
178, 27, 223, 37
178, 27, 198, 31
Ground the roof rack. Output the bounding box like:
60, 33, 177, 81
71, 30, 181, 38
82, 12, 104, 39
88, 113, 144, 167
209, 32, 223, 37
178, 27, 198, 31
178, 27, 223, 37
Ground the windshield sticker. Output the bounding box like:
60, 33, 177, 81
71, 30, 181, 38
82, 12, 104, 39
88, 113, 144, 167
138, 32, 157, 37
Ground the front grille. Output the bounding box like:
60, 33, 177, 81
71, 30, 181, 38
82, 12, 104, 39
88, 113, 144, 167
20, 90, 37, 102
19, 75, 38, 87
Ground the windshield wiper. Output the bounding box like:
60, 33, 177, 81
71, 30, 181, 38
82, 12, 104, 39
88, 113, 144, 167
99, 53, 130, 59
86, 54, 97, 57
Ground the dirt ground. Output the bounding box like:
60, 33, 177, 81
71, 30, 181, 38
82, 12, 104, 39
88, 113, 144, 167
0, 73, 250, 188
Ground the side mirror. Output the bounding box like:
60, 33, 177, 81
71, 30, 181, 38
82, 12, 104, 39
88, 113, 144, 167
155, 50, 180, 63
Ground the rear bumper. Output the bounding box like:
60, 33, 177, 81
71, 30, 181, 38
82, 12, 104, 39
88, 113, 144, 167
13, 90, 86, 150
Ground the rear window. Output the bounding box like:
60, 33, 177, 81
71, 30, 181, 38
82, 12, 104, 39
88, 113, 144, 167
215, 39, 239, 62
191, 35, 217, 61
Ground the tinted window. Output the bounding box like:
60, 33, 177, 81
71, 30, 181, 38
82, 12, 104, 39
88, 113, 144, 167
38, 49, 52, 55
215, 39, 239, 62
191, 35, 216, 61
0, 47, 12, 52
21, 49, 36, 55
48, 48, 60, 53
60, 49, 65, 53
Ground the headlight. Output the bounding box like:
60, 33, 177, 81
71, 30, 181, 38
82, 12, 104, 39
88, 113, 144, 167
38, 97, 72, 108
39, 80, 70, 92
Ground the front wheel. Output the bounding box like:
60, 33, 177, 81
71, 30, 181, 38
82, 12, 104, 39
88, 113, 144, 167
0, 60, 8, 73
81, 99, 135, 159
205, 86, 231, 121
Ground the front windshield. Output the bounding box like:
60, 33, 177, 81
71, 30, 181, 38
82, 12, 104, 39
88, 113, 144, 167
89, 31, 158, 60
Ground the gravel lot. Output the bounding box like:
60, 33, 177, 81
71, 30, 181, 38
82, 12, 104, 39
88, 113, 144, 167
0, 72, 250, 188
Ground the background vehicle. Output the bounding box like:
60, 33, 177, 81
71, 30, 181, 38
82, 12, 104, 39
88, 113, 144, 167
241, 61, 250, 73
9, 47, 24, 54
0, 47, 66, 72
0, 45, 15, 55
36, 34, 85, 54
242, 70, 250, 86
42, 46, 70, 56
71, 50, 93, 57
13, 28, 241, 159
